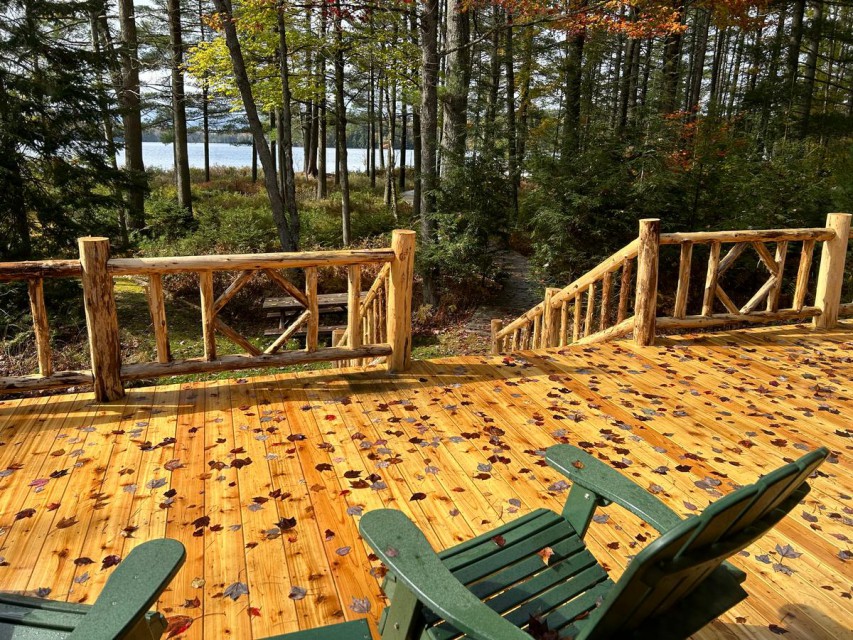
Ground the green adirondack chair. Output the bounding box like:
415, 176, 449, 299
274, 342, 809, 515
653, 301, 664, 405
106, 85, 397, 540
0, 538, 185, 639
360, 444, 829, 640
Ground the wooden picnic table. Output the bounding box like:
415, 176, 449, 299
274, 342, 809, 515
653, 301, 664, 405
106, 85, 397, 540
262, 291, 364, 314
263, 292, 366, 337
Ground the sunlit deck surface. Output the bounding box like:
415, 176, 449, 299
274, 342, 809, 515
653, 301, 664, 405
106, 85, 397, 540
0, 324, 851, 639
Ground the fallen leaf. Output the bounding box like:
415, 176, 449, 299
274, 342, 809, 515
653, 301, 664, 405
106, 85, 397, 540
538, 547, 555, 565
165, 615, 194, 638
349, 597, 371, 614
223, 581, 249, 601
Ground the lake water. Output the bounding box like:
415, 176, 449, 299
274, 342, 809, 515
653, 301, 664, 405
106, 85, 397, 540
118, 142, 415, 172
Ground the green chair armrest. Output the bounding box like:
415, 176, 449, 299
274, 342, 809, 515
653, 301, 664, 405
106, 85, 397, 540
546, 445, 682, 534
359, 510, 530, 640
68, 539, 186, 640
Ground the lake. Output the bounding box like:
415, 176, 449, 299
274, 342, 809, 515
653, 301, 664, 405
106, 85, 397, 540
118, 142, 415, 172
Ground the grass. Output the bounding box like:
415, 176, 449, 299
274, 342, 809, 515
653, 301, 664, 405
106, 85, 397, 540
2, 167, 493, 390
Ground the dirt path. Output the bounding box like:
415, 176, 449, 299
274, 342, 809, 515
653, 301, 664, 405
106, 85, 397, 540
464, 250, 542, 339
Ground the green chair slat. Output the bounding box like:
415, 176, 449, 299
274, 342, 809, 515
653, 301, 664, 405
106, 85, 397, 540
0, 620, 69, 639
421, 518, 586, 626
261, 619, 372, 640
729, 453, 822, 536
451, 520, 579, 585
467, 537, 591, 601
439, 509, 560, 570
0, 596, 89, 615
0, 599, 83, 632
547, 580, 615, 634
678, 486, 759, 553
429, 551, 606, 638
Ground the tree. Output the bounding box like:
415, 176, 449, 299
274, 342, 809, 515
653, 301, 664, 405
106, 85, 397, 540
0, 0, 124, 260
208, 0, 297, 250
168, 0, 193, 216
420, 0, 439, 305
117, 0, 147, 229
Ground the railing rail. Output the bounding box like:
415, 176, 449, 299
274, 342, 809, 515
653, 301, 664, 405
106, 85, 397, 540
493, 213, 852, 354
0, 230, 416, 400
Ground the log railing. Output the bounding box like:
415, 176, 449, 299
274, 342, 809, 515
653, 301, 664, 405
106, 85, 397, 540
491, 235, 641, 353
492, 213, 852, 354
0, 229, 416, 401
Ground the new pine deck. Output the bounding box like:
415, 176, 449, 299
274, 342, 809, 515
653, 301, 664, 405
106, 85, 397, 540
0, 323, 850, 640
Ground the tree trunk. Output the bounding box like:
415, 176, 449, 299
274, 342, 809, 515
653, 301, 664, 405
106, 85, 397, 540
726, 31, 745, 117
687, 9, 709, 115
369, 57, 376, 187
117, 0, 146, 229
505, 10, 519, 219
786, 0, 806, 106
799, 0, 823, 135
317, 3, 327, 198
89, 7, 128, 246
561, 6, 586, 156
276, 7, 300, 248
483, 5, 501, 155
639, 39, 653, 107
516, 22, 534, 174
384, 78, 398, 220
439, 0, 470, 176
198, 0, 210, 182
168, 0, 192, 217
399, 98, 407, 192
660, 1, 684, 114
211, 0, 294, 251
618, 37, 635, 132
334, 0, 351, 245
420, 0, 439, 304
409, 7, 421, 220
708, 27, 726, 114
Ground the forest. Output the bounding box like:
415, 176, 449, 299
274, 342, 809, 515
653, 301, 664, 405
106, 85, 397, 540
1, 0, 852, 372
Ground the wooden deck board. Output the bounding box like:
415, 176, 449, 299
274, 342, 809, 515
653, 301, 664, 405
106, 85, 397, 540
0, 322, 850, 639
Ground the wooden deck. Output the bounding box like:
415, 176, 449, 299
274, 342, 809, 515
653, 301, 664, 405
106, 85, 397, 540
0, 323, 851, 639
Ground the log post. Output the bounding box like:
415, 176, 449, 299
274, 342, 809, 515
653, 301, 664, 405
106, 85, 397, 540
147, 274, 171, 364
633, 218, 660, 346
673, 242, 692, 319
387, 230, 416, 372
305, 266, 319, 352
332, 328, 345, 347
491, 319, 503, 355
701, 241, 721, 316
347, 265, 362, 366
199, 271, 216, 361
27, 278, 52, 377
542, 287, 560, 348
813, 213, 851, 329
78, 237, 124, 402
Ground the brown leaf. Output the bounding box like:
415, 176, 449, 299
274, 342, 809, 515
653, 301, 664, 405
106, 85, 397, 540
55, 516, 78, 529
538, 547, 555, 565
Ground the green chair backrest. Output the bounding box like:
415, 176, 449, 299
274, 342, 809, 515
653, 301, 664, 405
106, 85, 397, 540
577, 448, 829, 640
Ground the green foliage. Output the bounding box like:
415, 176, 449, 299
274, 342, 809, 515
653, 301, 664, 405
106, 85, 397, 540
525, 118, 850, 286
420, 156, 511, 297
0, 0, 125, 260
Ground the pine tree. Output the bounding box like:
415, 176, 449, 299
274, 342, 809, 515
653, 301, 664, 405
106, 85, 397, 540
0, 0, 124, 260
